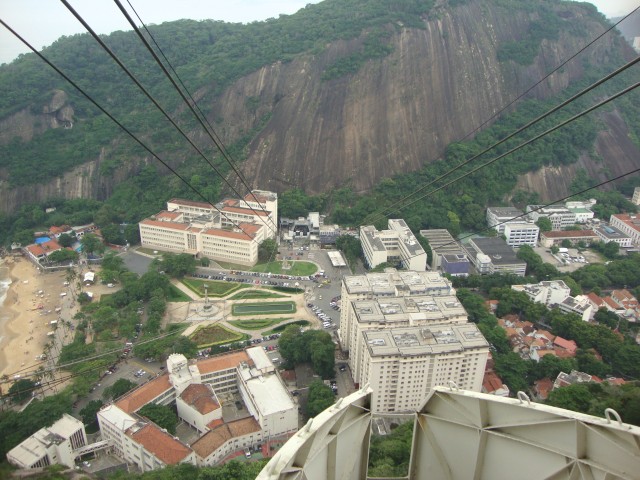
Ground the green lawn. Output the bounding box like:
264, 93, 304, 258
167, 284, 191, 302
262, 320, 310, 335
229, 290, 287, 300
232, 301, 296, 316
252, 261, 317, 276
181, 278, 248, 297
229, 317, 293, 330
188, 324, 248, 348
216, 260, 318, 276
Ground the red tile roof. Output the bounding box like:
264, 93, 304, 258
156, 211, 182, 220
586, 292, 605, 306
128, 423, 191, 465
482, 372, 504, 393
168, 198, 214, 209
541, 230, 597, 238
553, 336, 577, 354
604, 297, 622, 310
534, 378, 553, 400
222, 205, 269, 216
179, 384, 219, 415
140, 219, 190, 231
191, 417, 261, 459
26, 244, 46, 257
611, 213, 640, 233
115, 375, 173, 414
196, 351, 250, 375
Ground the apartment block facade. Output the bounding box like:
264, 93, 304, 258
503, 223, 540, 247
609, 213, 640, 246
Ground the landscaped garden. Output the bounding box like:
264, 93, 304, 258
232, 301, 296, 316
261, 320, 310, 336
229, 290, 287, 300
167, 284, 192, 302
188, 324, 248, 348
182, 278, 248, 297
229, 317, 293, 330
216, 260, 318, 276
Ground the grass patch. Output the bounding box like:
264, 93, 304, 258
229, 290, 287, 300
252, 261, 317, 276
216, 260, 318, 276
188, 324, 247, 348
262, 320, 310, 335
167, 284, 191, 302
182, 278, 248, 297
232, 301, 296, 316
229, 317, 293, 330
270, 286, 304, 294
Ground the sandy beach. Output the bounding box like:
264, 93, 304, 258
0, 257, 69, 380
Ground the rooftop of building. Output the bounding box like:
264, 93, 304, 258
611, 213, 640, 232
167, 198, 214, 210
191, 417, 261, 459
541, 230, 597, 238
195, 351, 250, 374
343, 270, 453, 296
352, 295, 467, 325
595, 224, 629, 240
244, 190, 277, 203
418, 230, 460, 253
179, 384, 220, 415
468, 237, 522, 265
115, 374, 173, 414
127, 423, 192, 465
486, 206, 525, 217
240, 366, 295, 416
363, 323, 488, 357
360, 225, 387, 252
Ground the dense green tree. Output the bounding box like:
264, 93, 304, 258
535, 217, 552, 232
531, 355, 576, 381
57, 232, 75, 247
101, 223, 125, 245
335, 235, 362, 271
138, 404, 178, 434
79, 400, 104, 426
80, 233, 104, 256
306, 380, 335, 417
258, 238, 278, 263
103, 378, 137, 401
550, 245, 559, 254
200, 257, 210, 267
368, 421, 414, 477
493, 352, 531, 393
157, 253, 196, 278
8, 379, 37, 403
46, 249, 78, 263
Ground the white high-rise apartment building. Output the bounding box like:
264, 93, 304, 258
338, 269, 488, 413
359, 324, 489, 413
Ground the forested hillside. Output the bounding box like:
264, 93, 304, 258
0, 0, 639, 244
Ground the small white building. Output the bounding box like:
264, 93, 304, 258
503, 223, 539, 247
7, 414, 87, 469
360, 219, 427, 271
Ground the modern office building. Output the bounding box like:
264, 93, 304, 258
609, 213, 640, 246
486, 207, 526, 234
7, 414, 88, 469
98, 348, 297, 471
464, 237, 527, 276
512, 280, 593, 322
139, 190, 277, 266
503, 222, 539, 247
360, 219, 427, 271
258, 387, 640, 480
440, 253, 470, 277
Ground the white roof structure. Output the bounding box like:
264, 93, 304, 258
240, 367, 294, 416
83, 271, 95, 283
258, 387, 640, 480
246, 347, 275, 374
327, 250, 347, 267
99, 404, 137, 431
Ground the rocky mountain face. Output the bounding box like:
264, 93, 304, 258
0, 0, 637, 212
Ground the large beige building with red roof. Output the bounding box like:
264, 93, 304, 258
140, 190, 277, 266
98, 347, 296, 471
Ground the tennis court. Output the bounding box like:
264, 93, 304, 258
232, 301, 296, 316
